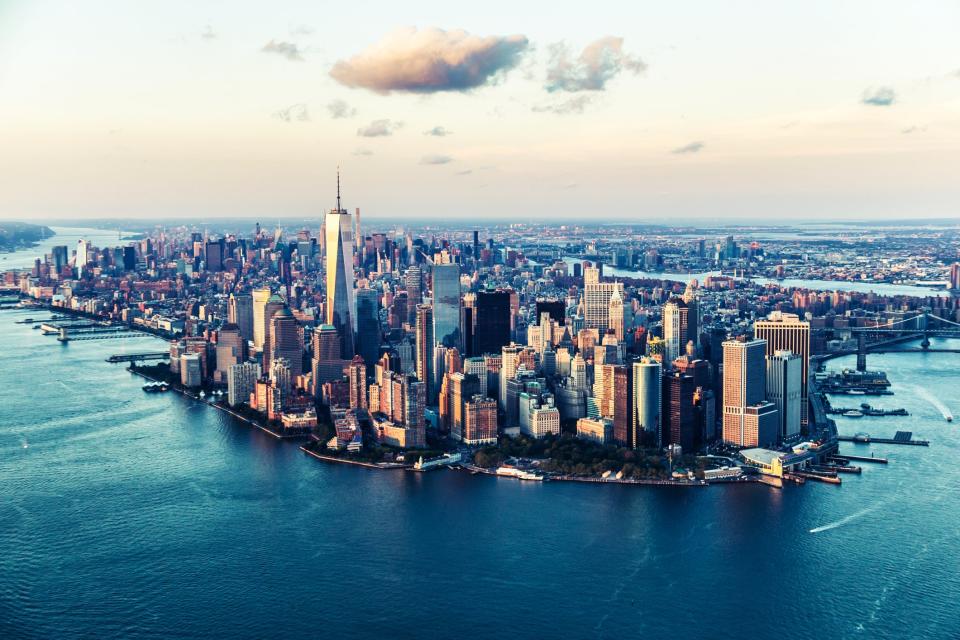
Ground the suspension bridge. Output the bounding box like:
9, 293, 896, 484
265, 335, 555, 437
843, 311, 960, 370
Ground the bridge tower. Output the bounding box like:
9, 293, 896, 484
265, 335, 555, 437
920, 310, 931, 350
856, 333, 867, 372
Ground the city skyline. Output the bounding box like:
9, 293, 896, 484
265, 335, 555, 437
2, 1, 960, 221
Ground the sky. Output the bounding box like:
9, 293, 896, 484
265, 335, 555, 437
0, 0, 958, 222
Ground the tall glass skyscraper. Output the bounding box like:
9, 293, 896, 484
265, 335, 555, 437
355, 288, 380, 368
432, 263, 461, 349
325, 183, 355, 359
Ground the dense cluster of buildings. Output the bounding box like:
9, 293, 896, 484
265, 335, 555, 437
6, 193, 960, 460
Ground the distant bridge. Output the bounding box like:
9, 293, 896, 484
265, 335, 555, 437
850, 311, 960, 370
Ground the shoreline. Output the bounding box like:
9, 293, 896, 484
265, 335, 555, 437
299, 446, 409, 469
129, 367, 306, 441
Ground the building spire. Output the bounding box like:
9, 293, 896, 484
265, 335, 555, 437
336, 165, 342, 212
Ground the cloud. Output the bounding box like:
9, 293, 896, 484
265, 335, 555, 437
353, 148, 374, 156
420, 154, 453, 165
424, 126, 452, 136
262, 40, 304, 61
201, 25, 216, 40
455, 169, 473, 175
330, 27, 529, 94
901, 125, 927, 134
672, 141, 704, 154
357, 119, 403, 137
532, 94, 595, 114
327, 99, 356, 119
861, 86, 895, 106
273, 104, 310, 122
545, 36, 645, 92
290, 25, 314, 36
562, 182, 578, 189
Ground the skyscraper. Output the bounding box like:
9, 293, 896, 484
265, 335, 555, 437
228, 293, 254, 343
415, 304, 434, 399
405, 265, 422, 326
582, 268, 624, 334
348, 355, 367, 409
268, 307, 303, 380
257, 293, 285, 365
432, 263, 461, 349
325, 175, 355, 359
214, 324, 245, 384
612, 365, 633, 447
608, 288, 625, 341
632, 357, 662, 448
472, 290, 511, 356
722, 338, 777, 448
252, 288, 272, 352
355, 288, 380, 368
227, 362, 259, 407
766, 350, 802, 443
662, 297, 689, 367
754, 311, 810, 427
662, 370, 696, 452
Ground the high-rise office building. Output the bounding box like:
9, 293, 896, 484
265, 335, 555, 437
348, 355, 367, 409
535, 299, 566, 325
472, 290, 511, 356
612, 365, 633, 447
227, 362, 259, 407
256, 293, 285, 365
405, 265, 422, 326
608, 288, 625, 341
766, 350, 802, 443
415, 304, 434, 398
951, 263, 960, 291
754, 311, 810, 427
214, 324, 245, 384
311, 324, 345, 388
632, 357, 662, 448
228, 293, 254, 342
355, 288, 380, 368
662, 297, 689, 367
662, 370, 697, 452
268, 307, 302, 380
252, 288, 272, 352
722, 338, 777, 448
463, 395, 498, 445
432, 263, 461, 349
325, 179, 355, 359
582, 268, 624, 334
205, 239, 224, 272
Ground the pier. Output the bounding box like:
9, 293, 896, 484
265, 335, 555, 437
836, 431, 929, 446
106, 352, 169, 363
830, 454, 889, 464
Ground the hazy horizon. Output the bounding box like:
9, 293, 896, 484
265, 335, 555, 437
1, 1, 958, 221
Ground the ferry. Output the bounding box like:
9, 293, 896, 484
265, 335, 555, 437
142, 383, 169, 393
495, 466, 546, 482
843, 410, 864, 418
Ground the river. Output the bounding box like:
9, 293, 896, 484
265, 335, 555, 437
1, 264, 959, 639
558, 258, 948, 298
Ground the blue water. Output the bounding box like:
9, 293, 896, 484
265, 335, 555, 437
1, 320, 959, 638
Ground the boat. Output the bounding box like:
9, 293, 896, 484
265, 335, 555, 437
495, 466, 546, 482
843, 410, 864, 418
142, 383, 169, 393
847, 390, 866, 395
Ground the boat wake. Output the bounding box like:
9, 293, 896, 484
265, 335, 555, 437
911, 385, 953, 422
809, 504, 881, 534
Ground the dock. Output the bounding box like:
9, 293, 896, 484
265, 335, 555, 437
836, 431, 928, 446
793, 471, 842, 485
830, 454, 888, 465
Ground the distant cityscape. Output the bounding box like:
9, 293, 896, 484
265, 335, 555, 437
4, 192, 959, 486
